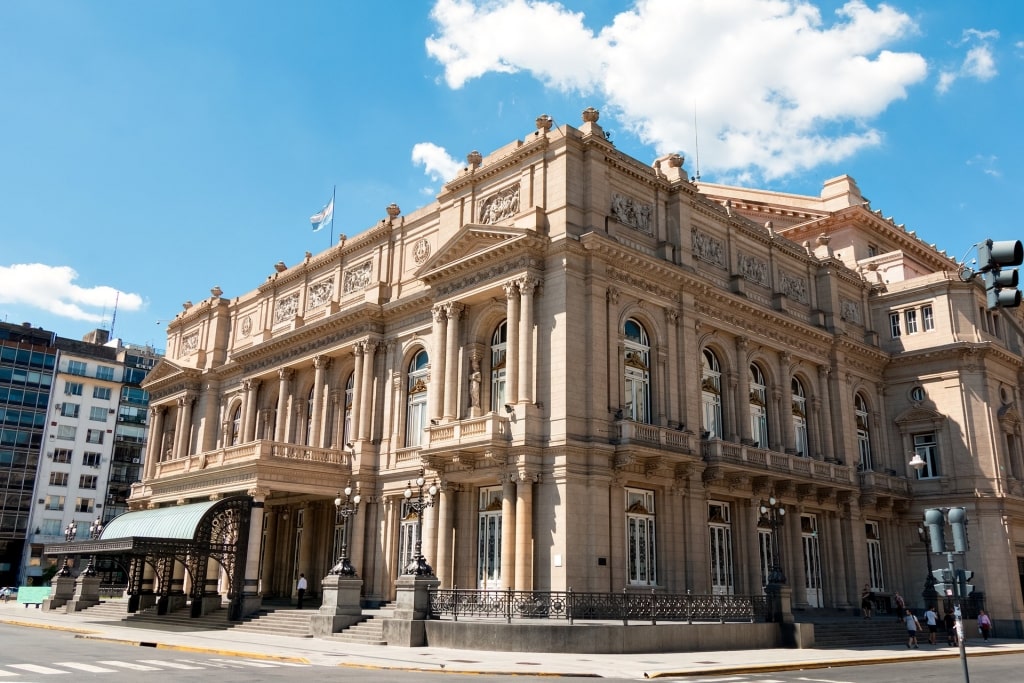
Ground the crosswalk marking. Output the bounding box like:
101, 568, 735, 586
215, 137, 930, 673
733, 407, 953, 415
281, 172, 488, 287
54, 662, 118, 673
210, 658, 278, 668
7, 663, 69, 674
0, 670, 21, 677
95, 660, 162, 671
136, 660, 205, 669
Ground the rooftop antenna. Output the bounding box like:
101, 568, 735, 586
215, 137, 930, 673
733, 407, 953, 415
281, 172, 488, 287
692, 101, 701, 182
109, 292, 119, 339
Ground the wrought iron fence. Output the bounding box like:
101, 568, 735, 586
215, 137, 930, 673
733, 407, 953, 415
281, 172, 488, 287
428, 588, 768, 625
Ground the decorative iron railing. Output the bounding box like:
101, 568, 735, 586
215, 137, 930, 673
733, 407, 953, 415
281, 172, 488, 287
428, 588, 768, 624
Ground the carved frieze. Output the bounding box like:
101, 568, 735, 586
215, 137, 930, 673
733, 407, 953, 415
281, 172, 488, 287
840, 297, 862, 324
610, 193, 652, 233
240, 315, 252, 337
307, 277, 334, 310
738, 252, 768, 286
412, 238, 431, 264
273, 293, 299, 323
692, 230, 725, 267
179, 332, 199, 356
343, 262, 372, 294
779, 270, 809, 304
478, 183, 520, 224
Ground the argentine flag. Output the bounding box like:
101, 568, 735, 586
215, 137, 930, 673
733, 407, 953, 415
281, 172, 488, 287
310, 196, 334, 232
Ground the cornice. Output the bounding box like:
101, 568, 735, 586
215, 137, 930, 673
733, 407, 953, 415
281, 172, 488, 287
441, 132, 551, 195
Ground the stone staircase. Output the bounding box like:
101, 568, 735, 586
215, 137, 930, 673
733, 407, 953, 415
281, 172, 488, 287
324, 605, 392, 645
807, 615, 911, 648
227, 607, 315, 638
80, 600, 234, 631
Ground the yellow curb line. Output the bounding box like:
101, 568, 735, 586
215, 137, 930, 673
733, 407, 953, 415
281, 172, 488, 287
338, 662, 598, 677
0, 618, 98, 635
73, 635, 310, 664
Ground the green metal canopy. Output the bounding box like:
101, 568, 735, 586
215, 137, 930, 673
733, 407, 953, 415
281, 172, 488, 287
98, 499, 222, 541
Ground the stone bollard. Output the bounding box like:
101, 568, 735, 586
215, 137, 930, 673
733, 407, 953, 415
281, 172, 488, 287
311, 574, 364, 637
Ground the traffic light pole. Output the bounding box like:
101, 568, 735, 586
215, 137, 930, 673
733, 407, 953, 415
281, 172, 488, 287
946, 552, 969, 683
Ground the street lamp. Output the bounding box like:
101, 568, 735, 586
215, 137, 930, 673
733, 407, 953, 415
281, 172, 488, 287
917, 524, 939, 603
403, 469, 438, 575
64, 521, 78, 541
89, 517, 103, 540
328, 482, 361, 576
759, 497, 787, 585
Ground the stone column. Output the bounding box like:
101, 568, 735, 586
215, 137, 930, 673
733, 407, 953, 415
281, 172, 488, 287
443, 303, 464, 419
174, 393, 195, 459
350, 344, 364, 441
735, 337, 752, 443
359, 342, 376, 441
298, 504, 313, 596
242, 490, 267, 616
518, 278, 537, 404
501, 476, 517, 589
310, 355, 328, 447
242, 379, 260, 442
261, 508, 276, 597
430, 306, 447, 421
819, 365, 835, 461
274, 368, 292, 442
779, 353, 795, 452
434, 483, 452, 588
144, 406, 166, 480
422, 488, 439, 574
514, 473, 534, 590
504, 281, 520, 403
199, 382, 220, 452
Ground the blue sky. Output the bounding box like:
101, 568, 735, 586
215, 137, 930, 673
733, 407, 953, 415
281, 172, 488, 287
1, 0, 1021, 351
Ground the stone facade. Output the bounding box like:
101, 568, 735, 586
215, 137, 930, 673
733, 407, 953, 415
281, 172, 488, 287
135, 109, 1024, 635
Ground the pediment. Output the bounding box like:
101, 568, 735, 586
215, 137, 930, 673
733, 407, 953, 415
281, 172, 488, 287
417, 222, 538, 282
894, 406, 946, 426
141, 358, 199, 390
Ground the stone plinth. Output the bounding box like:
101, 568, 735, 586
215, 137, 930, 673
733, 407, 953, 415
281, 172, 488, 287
311, 574, 363, 637
382, 573, 440, 646
42, 575, 76, 610
66, 574, 101, 612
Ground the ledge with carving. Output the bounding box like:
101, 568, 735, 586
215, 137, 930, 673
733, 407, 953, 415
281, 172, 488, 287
154, 440, 351, 479
857, 468, 912, 498
701, 438, 856, 488
423, 413, 512, 452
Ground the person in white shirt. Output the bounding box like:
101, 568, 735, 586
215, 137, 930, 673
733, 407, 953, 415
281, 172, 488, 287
296, 573, 308, 609
924, 606, 939, 645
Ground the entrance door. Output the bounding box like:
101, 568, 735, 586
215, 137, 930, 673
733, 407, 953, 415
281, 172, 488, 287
802, 514, 823, 607
477, 488, 503, 589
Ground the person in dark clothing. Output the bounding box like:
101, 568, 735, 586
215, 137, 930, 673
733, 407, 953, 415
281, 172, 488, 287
943, 608, 958, 646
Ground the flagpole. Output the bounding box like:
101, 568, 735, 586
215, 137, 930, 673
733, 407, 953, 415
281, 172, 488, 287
330, 185, 336, 247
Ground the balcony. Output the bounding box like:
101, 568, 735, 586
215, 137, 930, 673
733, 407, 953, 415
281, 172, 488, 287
611, 421, 694, 453
426, 413, 512, 449
155, 439, 350, 478
702, 439, 856, 487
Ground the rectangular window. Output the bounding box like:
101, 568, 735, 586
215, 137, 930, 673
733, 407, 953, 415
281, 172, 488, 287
93, 386, 112, 400
708, 501, 734, 595
67, 360, 87, 376
60, 403, 80, 418
626, 488, 657, 587
913, 432, 940, 479
867, 244, 878, 257
75, 497, 95, 513
922, 305, 934, 331
52, 448, 72, 463
95, 365, 115, 381
89, 406, 108, 422
79, 474, 97, 489
905, 309, 918, 334
40, 519, 62, 536
889, 313, 901, 338
83, 451, 101, 467
86, 429, 104, 444
64, 381, 83, 396
44, 495, 65, 511
56, 425, 76, 440
49, 471, 68, 486
866, 521, 885, 592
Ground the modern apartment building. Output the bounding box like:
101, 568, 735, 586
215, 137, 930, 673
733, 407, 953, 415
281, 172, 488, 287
122, 108, 1023, 635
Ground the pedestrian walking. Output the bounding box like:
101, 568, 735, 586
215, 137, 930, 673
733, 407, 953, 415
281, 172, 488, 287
893, 591, 906, 622
943, 607, 958, 646
904, 609, 921, 648
861, 584, 874, 619
296, 573, 307, 609
924, 606, 938, 644
977, 609, 992, 641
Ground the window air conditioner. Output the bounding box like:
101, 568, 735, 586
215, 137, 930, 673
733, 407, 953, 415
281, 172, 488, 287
131, 457, 141, 464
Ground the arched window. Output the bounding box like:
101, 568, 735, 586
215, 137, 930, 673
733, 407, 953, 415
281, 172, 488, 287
490, 321, 507, 413
792, 378, 808, 457
624, 319, 651, 423
856, 393, 872, 470
749, 364, 768, 448
230, 405, 242, 446
702, 349, 723, 438
342, 373, 354, 448
405, 350, 429, 447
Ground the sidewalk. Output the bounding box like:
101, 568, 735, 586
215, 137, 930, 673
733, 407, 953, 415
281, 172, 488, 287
3, 600, 1023, 678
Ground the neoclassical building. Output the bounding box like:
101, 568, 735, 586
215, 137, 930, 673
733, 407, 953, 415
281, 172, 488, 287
133, 108, 1024, 634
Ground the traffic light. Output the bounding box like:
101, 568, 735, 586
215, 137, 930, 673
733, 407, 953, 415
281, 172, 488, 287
956, 569, 975, 596
923, 508, 946, 553
977, 239, 1023, 310
948, 507, 969, 552
932, 568, 952, 585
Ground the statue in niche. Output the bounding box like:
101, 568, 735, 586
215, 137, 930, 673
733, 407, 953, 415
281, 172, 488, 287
469, 354, 482, 409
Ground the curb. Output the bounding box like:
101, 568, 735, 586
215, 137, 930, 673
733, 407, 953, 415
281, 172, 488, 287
74, 635, 311, 664
338, 662, 599, 677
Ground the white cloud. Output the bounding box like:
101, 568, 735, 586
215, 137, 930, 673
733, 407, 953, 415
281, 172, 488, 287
411, 142, 465, 183
425, 0, 928, 181
0, 263, 144, 322
937, 28, 998, 94
966, 153, 1000, 178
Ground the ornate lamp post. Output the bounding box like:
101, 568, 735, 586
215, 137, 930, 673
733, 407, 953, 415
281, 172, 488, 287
89, 517, 103, 539
403, 470, 438, 575
917, 524, 939, 604
759, 497, 787, 585
328, 482, 361, 576
57, 521, 78, 576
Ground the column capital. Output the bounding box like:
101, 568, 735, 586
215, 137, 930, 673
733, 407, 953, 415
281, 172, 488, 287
431, 304, 448, 323
443, 301, 466, 319
278, 367, 294, 382
518, 275, 541, 296
313, 354, 331, 370
503, 280, 520, 299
